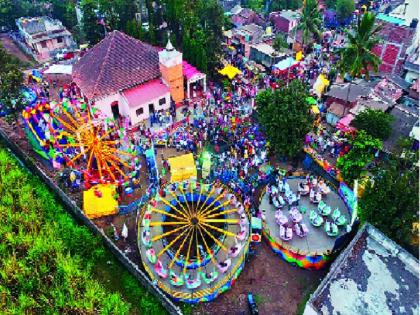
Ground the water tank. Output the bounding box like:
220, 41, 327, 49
409, 18, 418, 29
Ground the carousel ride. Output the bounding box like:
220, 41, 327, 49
138, 180, 251, 303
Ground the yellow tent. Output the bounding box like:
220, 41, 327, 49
83, 184, 118, 219
218, 65, 242, 80
313, 74, 330, 97
168, 153, 197, 182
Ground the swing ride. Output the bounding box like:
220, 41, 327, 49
138, 180, 251, 303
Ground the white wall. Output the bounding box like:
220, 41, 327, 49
128, 92, 171, 126
94, 93, 123, 118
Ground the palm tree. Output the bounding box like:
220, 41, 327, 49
298, 0, 322, 49
338, 12, 382, 81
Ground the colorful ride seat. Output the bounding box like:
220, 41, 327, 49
200, 269, 219, 285
141, 229, 152, 248
142, 212, 152, 228
154, 259, 168, 279
185, 273, 201, 289
335, 215, 347, 226
236, 230, 247, 241
279, 225, 292, 241
146, 248, 157, 264
310, 210, 324, 227
318, 200, 326, 212
169, 269, 184, 287
320, 205, 332, 216
229, 242, 243, 258
217, 258, 232, 273
325, 221, 339, 237
294, 223, 309, 238
331, 208, 341, 221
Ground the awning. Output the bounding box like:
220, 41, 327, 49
44, 64, 73, 75
183, 61, 205, 81
313, 74, 330, 97
273, 57, 298, 71
218, 65, 242, 80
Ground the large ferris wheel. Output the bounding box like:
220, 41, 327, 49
138, 180, 250, 303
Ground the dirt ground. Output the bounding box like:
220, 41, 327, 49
194, 241, 326, 315
0, 33, 33, 64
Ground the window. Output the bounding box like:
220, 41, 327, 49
40, 41, 47, 48
159, 98, 166, 106
57, 37, 63, 43
136, 107, 144, 116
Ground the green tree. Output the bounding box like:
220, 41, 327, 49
297, 0, 322, 48
359, 139, 419, 255
81, 0, 104, 45
336, 130, 382, 184
256, 80, 313, 158
0, 45, 24, 116
351, 109, 394, 140
336, 0, 355, 21
50, 0, 77, 31
273, 34, 288, 52
338, 12, 382, 80
269, 0, 302, 11
324, 0, 337, 8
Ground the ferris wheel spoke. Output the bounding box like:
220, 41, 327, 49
167, 190, 191, 218
198, 193, 225, 216
106, 156, 128, 179
53, 115, 78, 133
150, 207, 187, 221
197, 224, 218, 265
197, 186, 216, 213
199, 199, 231, 218
150, 221, 190, 226
102, 158, 117, 182
202, 218, 239, 224
203, 208, 238, 219
168, 226, 193, 269
195, 227, 201, 267
177, 185, 192, 216
157, 225, 191, 258
183, 226, 196, 275
152, 223, 190, 242
199, 223, 227, 252
160, 196, 189, 219
200, 221, 236, 238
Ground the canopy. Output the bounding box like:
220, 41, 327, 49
168, 153, 197, 182
83, 184, 118, 219
273, 57, 298, 71
306, 96, 317, 105
219, 65, 242, 80
336, 114, 355, 132
44, 64, 73, 75
313, 74, 330, 97
183, 61, 204, 81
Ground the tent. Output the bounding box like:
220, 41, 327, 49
44, 64, 73, 75
273, 57, 298, 71
218, 65, 242, 80
83, 184, 118, 219
336, 114, 355, 132
313, 74, 330, 97
168, 153, 197, 182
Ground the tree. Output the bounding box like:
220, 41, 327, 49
338, 12, 382, 80
336, 130, 382, 184
359, 139, 419, 255
336, 0, 355, 22
256, 80, 313, 158
268, 0, 302, 11
351, 109, 394, 140
273, 34, 288, 52
0, 45, 24, 116
297, 0, 322, 48
81, 0, 104, 45
324, 0, 337, 8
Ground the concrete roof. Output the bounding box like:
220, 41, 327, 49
306, 223, 419, 315
325, 80, 376, 103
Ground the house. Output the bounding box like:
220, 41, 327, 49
384, 105, 419, 152
325, 80, 376, 108
16, 16, 75, 62
230, 5, 264, 27
304, 223, 419, 315
249, 43, 286, 68
72, 31, 206, 126
326, 102, 347, 126
231, 24, 266, 58
269, 10, 300, 35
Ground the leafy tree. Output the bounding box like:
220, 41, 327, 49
269, 0, 302, 11
298, 0, 322, 48
351, 109, 394, 140
336, 130, 382, 184
359, 139, 419, 255
223, 15, 233, 30
256, 80, 313, 158
0, 45, 24, 116
336, 0, 355, 21
50, 0, 78, 31
324, 0, 337, 8
337, 12, 382, 80
273, 34, 288, 52
81, 0, 104, 45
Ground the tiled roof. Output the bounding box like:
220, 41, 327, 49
72, 30, 161, 99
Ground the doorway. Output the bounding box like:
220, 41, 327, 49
111, 101, 120, 119
148, 103, 155, 114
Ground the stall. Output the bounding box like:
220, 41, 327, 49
219, 64, 242, 80
168, 153, 197, 182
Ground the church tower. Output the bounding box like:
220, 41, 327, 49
159, 39, 184, 103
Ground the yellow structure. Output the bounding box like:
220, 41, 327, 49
313, 74, 330, 97
168, 153, 197, 182
219, 65, 242, 80
83, 184, 118, 218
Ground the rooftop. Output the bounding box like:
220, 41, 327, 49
307, 223, 419, 315
16, 16, 67, 35
326, 80, 376, 103
72, 30, 161, 99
